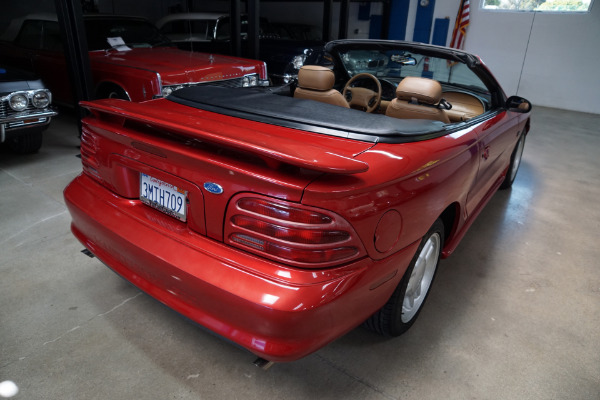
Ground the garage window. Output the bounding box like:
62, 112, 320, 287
481, 0, 593, 12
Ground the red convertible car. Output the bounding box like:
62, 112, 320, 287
0, 14, 268, 105
64, 40, 531, 363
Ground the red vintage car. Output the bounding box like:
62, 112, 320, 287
0, 14, 268, 105
64, 40, 531, 363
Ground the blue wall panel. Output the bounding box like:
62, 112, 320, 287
369, 15, 383, 39
413, 0, 436, 44
431, 18, 450, 46
387, 0, 410, 40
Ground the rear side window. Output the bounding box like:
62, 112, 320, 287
41, 21, 62, 51
84, 18, 171, 50
15, 20, 44, 49
14, 20, 62, 51
160, 20, 215, 39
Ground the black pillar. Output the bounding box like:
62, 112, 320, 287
230, 0, 242, 56
338, 0, 350, 39
322, 0, 332, 42
381, 0, 392, 40
54, 0, 93, 134
247, 0, 260, 60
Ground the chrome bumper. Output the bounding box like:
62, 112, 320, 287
0, 109, 58, 142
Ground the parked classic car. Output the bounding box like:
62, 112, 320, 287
0, 14, 268, 105
156, 13, 323, 84
0, 66, 57, 153
64, 40, 532, 363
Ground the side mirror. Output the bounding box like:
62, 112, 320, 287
506, 96, 532, 113
401, 57, 417, 66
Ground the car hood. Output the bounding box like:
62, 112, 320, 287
90, 47, 263, 85
0, 66, 46, 93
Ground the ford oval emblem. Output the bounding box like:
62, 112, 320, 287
203, 182, 224, 195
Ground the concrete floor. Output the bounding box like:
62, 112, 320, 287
1, 106, 598, 399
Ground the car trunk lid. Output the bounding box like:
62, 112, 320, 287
79, 98, 373, 241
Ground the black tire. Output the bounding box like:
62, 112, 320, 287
7, 128, 43, 154
97, 85, 129, 100
500, 134, 526, 189
364, 219, 444, 336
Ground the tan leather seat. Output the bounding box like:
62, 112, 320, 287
385, 77, 450, 123
294, 66, 349, 108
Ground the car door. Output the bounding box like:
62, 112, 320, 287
466, 109, 521, 215
8, 19, 72, 105
34, 20, 72, 104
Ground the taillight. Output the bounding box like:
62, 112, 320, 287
80, 126, 102, 182
237, 198, 331, 224
231, 215, 349, 244
225, 195, 365, 268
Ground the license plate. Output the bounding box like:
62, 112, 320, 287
140, 173, 187, 222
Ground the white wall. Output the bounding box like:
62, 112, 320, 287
452, 1, 600, 114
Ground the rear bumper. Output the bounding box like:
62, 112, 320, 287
64, 173, 417, 362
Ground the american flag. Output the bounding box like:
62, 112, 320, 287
450, 0, 470, 49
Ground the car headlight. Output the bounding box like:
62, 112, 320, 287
161, 85, 187, 97
9, 92, 28, 111
291, 54, 307, 70
32, 90, 51, 108
242, 74, 259, 87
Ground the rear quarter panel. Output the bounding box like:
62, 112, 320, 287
302, 124, 482, 260
90, 54, 161, 101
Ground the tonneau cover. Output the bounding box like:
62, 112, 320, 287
168, 86, 447, 143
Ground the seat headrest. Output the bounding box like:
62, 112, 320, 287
297, 66, 335, 91
396, 77, 442, 105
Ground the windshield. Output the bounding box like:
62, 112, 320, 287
85, 18, 171, 50
159, 19, 217, 40
336, 47, 491, 99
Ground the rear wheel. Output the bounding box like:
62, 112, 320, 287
364, 219, 444, 336
7, 128, 43, 154
97, 84, 129, 100
500, 134, 525, 189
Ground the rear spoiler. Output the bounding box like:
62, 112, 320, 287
80, 99, 370, 174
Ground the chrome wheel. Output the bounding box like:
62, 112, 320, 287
401, 232, 441, 322
363, 219, 444, 336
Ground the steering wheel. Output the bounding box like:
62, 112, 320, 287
342, 73, 382, 113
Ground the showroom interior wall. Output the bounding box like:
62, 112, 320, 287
3, 0, 597, 114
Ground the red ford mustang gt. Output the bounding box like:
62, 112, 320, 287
64, 40, 531, 363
